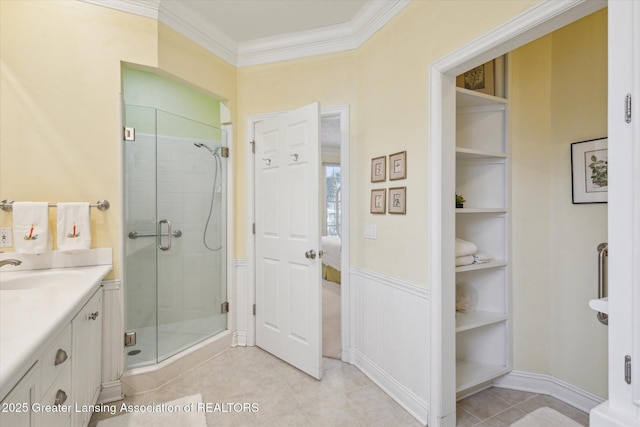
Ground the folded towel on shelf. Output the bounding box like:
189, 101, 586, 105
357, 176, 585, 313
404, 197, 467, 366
473, 252, 492, 264
57, 203, 91, 252
12, 202, 51, 254
455, 238, 477, 257
456, 255, 475, 267
456, 282, 478, 313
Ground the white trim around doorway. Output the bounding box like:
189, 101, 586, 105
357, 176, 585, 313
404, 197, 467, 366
427, 1, 607, 426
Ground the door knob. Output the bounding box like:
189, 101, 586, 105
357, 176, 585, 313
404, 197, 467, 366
305, 250, 316, 259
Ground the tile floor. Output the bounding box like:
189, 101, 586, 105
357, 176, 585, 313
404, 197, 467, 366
89, 347, 589, 426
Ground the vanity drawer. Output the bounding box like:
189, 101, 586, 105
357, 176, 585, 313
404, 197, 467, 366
41, 324, 72, 394
37, 363, 72, 427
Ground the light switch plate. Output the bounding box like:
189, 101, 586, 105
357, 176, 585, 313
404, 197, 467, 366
363, 223, 377, 240
0, 227, 12, 248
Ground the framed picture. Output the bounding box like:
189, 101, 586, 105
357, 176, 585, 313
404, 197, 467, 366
370, 189, 386, 214
571, 137, 608, 204
371, 156, 386, 183
388, 187, 406, 214
389, 151, 407, 180
456, 59, 495, 96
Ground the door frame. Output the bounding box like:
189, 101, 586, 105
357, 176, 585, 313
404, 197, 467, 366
427, 1, 607, 426
245, 104, 351, 362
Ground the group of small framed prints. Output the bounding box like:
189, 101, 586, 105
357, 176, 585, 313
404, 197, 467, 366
370, 151, 407, 215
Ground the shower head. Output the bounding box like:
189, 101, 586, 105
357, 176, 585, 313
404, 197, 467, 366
194, 142, 219, 157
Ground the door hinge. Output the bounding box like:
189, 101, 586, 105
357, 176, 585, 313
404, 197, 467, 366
252, 223, 256, 234
250, 140, 255, 153
124, 127, 135, 141
124, 332, 137, 347
221, 301, 230, 314
625, 355, 632, 384
221, 147, 230, 158
253, 304, 256, 315
625, 94, 632, 123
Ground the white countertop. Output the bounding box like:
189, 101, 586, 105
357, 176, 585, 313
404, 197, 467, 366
0, 264, 112, 400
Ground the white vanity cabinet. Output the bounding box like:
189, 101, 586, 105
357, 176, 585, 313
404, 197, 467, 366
0, 364, 40, 427
36, 324, 73, 427
72, 289, 102, 427
0, 287, 103, 427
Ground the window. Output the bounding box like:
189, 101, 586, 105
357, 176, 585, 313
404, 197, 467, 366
325, 164, 341, 236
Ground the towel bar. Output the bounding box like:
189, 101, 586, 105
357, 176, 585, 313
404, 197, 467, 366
0, 199, 110, 212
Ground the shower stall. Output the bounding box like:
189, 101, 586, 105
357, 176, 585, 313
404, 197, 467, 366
123, 105, 228, 370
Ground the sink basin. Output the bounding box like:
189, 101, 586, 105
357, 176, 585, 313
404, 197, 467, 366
0, 270, 84, 291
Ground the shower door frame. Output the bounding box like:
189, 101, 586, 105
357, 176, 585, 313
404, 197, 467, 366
119, 107, 234, 370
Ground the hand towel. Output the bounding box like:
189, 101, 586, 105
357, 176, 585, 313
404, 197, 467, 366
57, 202, 91, 252
456, 255, 475, 266
455, 238, 477, 257
12, 202, 51, 254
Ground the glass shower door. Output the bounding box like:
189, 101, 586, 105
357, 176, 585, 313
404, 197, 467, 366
124, 105, 227, 369
155, 110, 227, 363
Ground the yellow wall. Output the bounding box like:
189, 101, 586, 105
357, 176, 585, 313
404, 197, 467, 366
1, 0, 608, 398
236, 0, 537, 284
511, 9, 608, 397
0, 1, 237, 279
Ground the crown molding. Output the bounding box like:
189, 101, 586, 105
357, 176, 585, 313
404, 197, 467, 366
79, 0, 411, 67
80, 0, 160, 20
158, 0, 238, 66
236, 0, 411, 66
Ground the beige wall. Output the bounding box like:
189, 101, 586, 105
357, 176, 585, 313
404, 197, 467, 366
511, 9, 608, 397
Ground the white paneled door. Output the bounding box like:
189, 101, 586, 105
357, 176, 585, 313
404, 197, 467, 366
254, 103, 322, 380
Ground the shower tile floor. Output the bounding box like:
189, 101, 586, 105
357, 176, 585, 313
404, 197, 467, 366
91, 347, 589, 426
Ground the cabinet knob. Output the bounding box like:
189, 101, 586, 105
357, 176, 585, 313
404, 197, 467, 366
88, 311, 99, 321
54, 389, 68, 406
54, 349, 68, 366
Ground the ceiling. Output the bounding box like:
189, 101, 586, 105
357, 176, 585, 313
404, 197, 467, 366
177, 0, 369, 42
83, 0, 410, 66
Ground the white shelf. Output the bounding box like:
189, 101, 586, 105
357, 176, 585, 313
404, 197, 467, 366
454, 75, 511, 398
456, 147, 507, 159
456, 360, 510, 392
456, 260, 507, 273
456, 208, 507, 214
456, 311, 507, 333
456, 87, 508, 108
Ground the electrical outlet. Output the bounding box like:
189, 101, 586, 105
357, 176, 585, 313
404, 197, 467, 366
0, 227, 12, 248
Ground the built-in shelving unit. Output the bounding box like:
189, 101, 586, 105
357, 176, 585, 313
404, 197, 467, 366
454, 86, 511, 395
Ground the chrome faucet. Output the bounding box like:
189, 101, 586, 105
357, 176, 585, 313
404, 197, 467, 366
0, 259, 22, 268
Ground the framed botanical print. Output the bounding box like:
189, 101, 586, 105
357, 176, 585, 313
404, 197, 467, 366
571, 137, 608, 204
388, 187, 406, 214
370, 189, 386, 214
371, 156, 386, 182
389, 151, 406, 180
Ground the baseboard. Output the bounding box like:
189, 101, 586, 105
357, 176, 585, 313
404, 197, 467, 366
493, 370, 605, 413
351, 349, 428, 425
98, 380, 123, 404
233, 330, 247, 347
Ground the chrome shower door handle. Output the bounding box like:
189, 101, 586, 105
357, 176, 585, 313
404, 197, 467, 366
158, 219, 172, 251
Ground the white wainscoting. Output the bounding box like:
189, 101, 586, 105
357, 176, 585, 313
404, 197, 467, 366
100, 279, 124, 403
233, 259, 249, 347
349, 267, 430, 425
